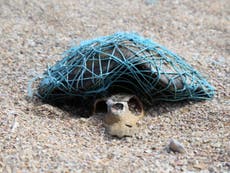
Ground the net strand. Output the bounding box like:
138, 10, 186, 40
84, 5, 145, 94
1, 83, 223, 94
30, 32, 215, 103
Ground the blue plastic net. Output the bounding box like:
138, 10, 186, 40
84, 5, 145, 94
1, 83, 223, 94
31, 32, 215, 103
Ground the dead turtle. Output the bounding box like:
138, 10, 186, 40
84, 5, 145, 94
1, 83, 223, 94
31, 32, 214, 137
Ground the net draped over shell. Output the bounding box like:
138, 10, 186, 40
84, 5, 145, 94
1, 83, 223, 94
34, 32, 215, 103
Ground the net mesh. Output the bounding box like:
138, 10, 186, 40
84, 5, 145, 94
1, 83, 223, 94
31, 32, 215, 103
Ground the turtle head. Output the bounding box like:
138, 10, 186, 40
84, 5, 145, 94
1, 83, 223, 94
94, 94, 144, 138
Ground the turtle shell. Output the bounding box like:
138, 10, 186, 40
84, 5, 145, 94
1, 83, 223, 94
36, 32, 215, 103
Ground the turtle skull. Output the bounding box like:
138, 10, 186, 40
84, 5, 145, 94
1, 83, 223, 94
94, 94, 144, 138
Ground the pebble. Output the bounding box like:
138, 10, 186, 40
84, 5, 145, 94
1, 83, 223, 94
168, 139, 186, 154
208, 166, 217, 173
193, 162, 207, 170
27, 39, 36, 47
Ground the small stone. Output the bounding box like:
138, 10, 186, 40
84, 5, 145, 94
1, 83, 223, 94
225, 162, 230, 168
208, 166, 217, 173
211, 142, 221, 148
168, 139, 186, 154
193, 162, 207, 170
144, 149, 152, 154
27, 39, 36, 47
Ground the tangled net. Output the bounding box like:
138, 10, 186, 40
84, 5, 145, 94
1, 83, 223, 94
31, 32, 215, 103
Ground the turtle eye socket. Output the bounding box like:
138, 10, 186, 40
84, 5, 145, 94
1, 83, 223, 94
94, 100, 107, 113
128, 96, 143, 116
112, 103, 124, 110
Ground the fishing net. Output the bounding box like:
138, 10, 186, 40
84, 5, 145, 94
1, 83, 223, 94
30, 32, 215, 103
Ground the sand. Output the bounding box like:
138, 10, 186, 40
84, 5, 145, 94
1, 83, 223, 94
0, 0, 229, 172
